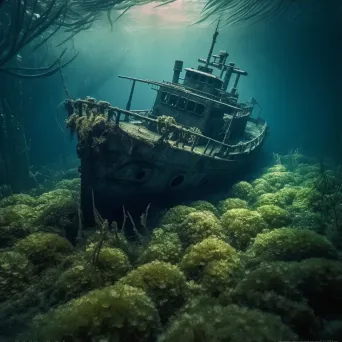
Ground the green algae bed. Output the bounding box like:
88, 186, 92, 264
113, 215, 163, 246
0, 151, 342, 341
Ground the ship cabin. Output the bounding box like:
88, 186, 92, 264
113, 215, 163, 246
183, 68, 223, 96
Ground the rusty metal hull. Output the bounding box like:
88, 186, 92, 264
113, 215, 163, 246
80, 123, 264, 224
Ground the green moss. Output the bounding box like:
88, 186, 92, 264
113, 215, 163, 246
218, 197, 248, 214
274, 186, 298, 206
266, 164, 287, 173
36, 189, 76, 207
220, 208, 268, 250
201, 259, 242, 296
51, 264, 101, 303
229, 258, 342, 317
246, 228, 338, 263
261, 171, 297, 190
160, 205, 197, 225
118, 261, 188, 323
0, 251, 34, 302
138, 229, 183, 265
231, 181, 255, 202
85, 246, 131, 283
255, 193, 285, 208
158, 301, 298, 342
295, 258, 342, 316
177, 210, 225, 246
187, 200, 219, 216
27, 284, 160, 341
0, 193, 37, 208
256, 205, 291, 228
54, 178, 81, 192
295, 164, 320, 176
33, 194, 78, 235
227, 290, 319, 338
291, 187, 321, 211
252, 178, 275, 196
15, 232, 73, 271
180, 237, 239, 280
0, 204, 39, 227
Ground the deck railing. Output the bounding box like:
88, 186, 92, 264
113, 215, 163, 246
68, 98, 267, 161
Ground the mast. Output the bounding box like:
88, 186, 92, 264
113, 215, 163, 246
205, 20, 220, 68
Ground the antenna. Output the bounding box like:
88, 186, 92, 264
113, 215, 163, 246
205, 19, 220, 68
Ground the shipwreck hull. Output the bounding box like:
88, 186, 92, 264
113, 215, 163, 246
79, 121, 265, 224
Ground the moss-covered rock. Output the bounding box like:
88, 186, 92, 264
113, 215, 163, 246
201, 258, 242, 296
14, 232, 73, 272
137, 229, 183, 265
256, 205, 291, 228
218, 197, 248, 214
255, 193, 284, 208
246, 228, 339, 263
53, 178, 80, 192
0, 204, 39, 227
291, 187, 321, 211
0, 251, 34, 302
252, 178, 275, 196
118, 260, 188, 323
85, 245, 131, 284
221, 208, 268, 250
26, 284, 160, 341
261, 171, 296, 190
188, 200, 219, 216
36, 189, 76, 207
274, 186, 298, 206
231, 181, 255, 202
228, 258, 342, 317
180, 237, 240, 280
177, 210, 224, 246
0, 193, 37, 208
158, 301, 298, 342
51, 264, 101, 303
160, 205, 197, 225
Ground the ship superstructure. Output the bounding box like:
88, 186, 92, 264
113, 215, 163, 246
65, 24, 268, 223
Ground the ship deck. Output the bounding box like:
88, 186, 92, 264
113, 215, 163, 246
120, 119, 263, 158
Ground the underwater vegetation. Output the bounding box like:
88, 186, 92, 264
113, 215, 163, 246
0, 149, 341, 341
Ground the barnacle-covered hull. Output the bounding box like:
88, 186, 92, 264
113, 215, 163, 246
76, 114, 266, 224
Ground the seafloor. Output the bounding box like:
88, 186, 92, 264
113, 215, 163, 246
0, 151, 341, 341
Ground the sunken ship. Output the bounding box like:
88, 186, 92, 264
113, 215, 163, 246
65, 25, 268, 224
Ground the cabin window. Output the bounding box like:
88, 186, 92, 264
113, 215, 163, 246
186, 101, 195, 112
192, 73, 199, 81
169, 94, 178, 107
200, 75, 206, 83
161, 92, 169, 103
207, 78, 213, 85
195, 104, 205, 115
186, 72, 192, 79
177, 98, 187, 110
